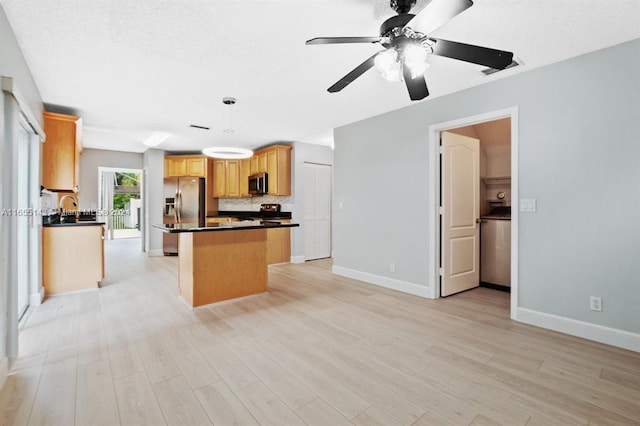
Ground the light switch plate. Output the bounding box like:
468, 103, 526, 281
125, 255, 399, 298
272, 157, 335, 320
520, 198, 537, 212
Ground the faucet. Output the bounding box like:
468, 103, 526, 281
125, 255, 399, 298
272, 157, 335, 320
59, 195, 78, 222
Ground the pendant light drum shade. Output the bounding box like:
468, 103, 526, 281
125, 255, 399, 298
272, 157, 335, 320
202, 146, 253, 159
202, 97, 254, 159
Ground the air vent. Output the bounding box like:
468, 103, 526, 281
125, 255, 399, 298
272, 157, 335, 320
189, 124, 210, 130
481, 59, 521, 76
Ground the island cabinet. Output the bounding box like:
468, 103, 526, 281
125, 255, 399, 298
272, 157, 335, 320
178, 229, 268, 306
251, 145, 292, 196
212, 158, 251, 198
42, 224, 104, 294
42, 112, 82, 191
266, 219, 291, 264
164, 155, 207, 178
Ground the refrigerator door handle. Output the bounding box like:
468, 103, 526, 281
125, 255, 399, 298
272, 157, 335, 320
174, 190, 180, 222
177, 190, 183, 222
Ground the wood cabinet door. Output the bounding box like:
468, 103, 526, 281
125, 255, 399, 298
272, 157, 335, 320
186, 157, 206, 177
258, 152, 268, 173
239, 158, 251, 197
226, 160, 241, 197
212, 160, 227, 197
267, 149, 279, 194
42, 112, 80, 190
250, 155, 258, 175
165, 157, 187, 177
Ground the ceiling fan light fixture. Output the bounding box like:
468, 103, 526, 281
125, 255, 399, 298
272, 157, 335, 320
403, 43, 430, 78
202, 146, 253, 159
375, 48, 402, 81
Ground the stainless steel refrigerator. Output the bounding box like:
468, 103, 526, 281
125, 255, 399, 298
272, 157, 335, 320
163, 177, 205, 255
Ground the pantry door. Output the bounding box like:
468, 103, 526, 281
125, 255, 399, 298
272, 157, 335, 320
304, 163, 331, 260
440, 131, 480, 296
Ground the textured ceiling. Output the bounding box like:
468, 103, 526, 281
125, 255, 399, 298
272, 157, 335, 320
1, 0, 639, 153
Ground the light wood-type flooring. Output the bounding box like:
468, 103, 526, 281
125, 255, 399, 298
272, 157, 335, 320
1, 238, 639, 425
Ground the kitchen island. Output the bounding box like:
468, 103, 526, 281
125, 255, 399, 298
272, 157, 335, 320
153, 221, 299, 307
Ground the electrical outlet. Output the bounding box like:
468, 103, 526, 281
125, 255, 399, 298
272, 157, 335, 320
389, 262, 396, 273
590, 296, 602, 312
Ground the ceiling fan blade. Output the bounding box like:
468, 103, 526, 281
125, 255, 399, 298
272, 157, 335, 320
430, 38, 513, 69
327, 52, 380, 93
402, 65, 429, 101
306, 37, 382, 45
406, 0, 473, 35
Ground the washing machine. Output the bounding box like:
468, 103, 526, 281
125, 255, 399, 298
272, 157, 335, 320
480, 206, 511, 287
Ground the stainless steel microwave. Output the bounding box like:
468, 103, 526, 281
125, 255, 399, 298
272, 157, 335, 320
248, 173, 268, 195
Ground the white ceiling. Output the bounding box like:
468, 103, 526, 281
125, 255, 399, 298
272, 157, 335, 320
1, 0, 639, 153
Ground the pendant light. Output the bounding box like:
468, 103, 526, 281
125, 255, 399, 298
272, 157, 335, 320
202, 97, 253, 159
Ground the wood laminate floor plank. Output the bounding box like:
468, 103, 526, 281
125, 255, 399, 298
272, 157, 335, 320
235, 382, 306, 426
0, 365, 42, 426
294, 398, 354, 426
27, 358, 77, 426
152, 376, 212, 425
113, 371, 166, 426
75, 359, 120, 426
2, 238, 638, 426
194, 380, 259, 426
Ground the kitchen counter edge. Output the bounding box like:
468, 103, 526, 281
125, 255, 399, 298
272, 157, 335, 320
153, 222, 299, 233
44, 221, 106, 227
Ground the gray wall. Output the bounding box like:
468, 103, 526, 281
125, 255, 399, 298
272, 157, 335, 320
143, 148, 165, 255
334, 38, 640, 334
0, 5, 44, 372
291, 141, 333, 260
78, 148, 144, 210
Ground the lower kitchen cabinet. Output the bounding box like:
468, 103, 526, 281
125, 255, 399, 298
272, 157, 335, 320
266, 219, 291, 264
42, 224, 105, 294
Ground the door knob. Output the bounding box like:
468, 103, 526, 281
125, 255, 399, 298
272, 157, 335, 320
476, 218, 482, 224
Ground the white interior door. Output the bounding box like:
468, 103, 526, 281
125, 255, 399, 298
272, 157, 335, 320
441, 131, 480, 297
304, 163, 331, 260
16, 121, 30, 319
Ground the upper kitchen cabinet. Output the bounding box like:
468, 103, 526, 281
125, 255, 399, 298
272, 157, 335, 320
164, 155, 207, 178
212, 158, 251, 198
258, 144, 292, 196
250, 151, 268, 174
42, 112, 82, 191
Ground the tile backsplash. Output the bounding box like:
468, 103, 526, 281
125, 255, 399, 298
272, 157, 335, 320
218, 195, 293, 212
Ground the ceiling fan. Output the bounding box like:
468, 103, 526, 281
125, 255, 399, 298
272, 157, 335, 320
306, 0, 514, 101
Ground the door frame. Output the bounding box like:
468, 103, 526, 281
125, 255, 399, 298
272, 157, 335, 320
428, 107, 519, 320
97, 167, 143, 243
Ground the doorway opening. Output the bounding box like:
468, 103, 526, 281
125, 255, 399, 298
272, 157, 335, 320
98, 167, 143, 241
428, 108, 519, 320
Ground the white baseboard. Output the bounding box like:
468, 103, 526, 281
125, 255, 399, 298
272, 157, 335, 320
517, 308, 640, 353
148, 249, 164, 257
332, 266, 430, 298
0, 357, 8, 391
290, 255, 305, 264
29, 286, 45, 306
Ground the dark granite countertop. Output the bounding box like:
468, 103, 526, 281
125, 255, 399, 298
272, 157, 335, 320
44, 221, 106, 227
153, 220, 299, 233
210, 210, 292, 220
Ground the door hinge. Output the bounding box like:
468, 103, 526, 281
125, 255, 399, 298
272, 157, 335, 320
439, 206, 444, 215
438, 146, 444, 154
439, 267, 444, 276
